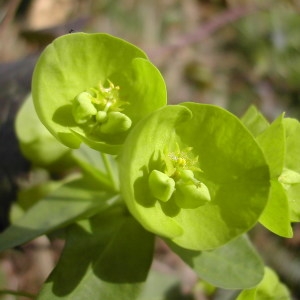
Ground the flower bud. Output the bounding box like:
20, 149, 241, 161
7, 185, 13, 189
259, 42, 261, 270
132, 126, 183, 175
179, 169, 196, 182
96, 110, 108, 123
279, 168, 300, 185
174, 180, 211, 209
72, 92, 97, 124
100, 111, 132, 134
148, 170, 176, 202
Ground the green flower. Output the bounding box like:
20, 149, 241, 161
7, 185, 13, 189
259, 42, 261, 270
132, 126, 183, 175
119, 104, 270, 250
32, 33, 166, 154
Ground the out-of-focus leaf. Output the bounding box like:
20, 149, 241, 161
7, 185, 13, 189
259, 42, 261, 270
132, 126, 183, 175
38, 207, 154, 300
15, 95, 72, 169
0, 178, 118, 252
236, 267, 291, 300
169, 235, 264, 289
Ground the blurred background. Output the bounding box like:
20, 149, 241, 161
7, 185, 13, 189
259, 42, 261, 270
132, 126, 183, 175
1, 0, 300, 299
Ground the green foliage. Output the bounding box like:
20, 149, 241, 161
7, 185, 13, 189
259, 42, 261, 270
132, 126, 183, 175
0, 33, 299, 299
236, 267, 291, 300
168, 235, 264, 289
237, 4, 300, 90
242, 106, 300, 237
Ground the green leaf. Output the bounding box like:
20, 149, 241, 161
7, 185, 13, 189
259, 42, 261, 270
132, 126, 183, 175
254, 115, 292, 237
236, 267, 291, 300
38, 207, 154, 300
242, 111, 300, 226
282, 118, 300, 221
168, 235, 264, 289
32, 33, 166, 154
286, 182, 300, 221
241, 105, 270, 137
242, 110, 293, 236
284, 118, 300, 172
138, 270, 179, 300
119, 104, 270, 250
259, 180, 292, 237
256, 114, 285, 178
15, 95, 71, 169
14, 173, 80, 213
0, 178, 118, 252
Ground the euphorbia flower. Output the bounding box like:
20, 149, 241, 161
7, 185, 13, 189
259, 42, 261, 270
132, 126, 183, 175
119, 103, 270, 251
32, 33, 167, 154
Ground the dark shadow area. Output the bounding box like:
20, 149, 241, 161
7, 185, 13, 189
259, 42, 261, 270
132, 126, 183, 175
47, 206, 155, 297
52, 104, 76, 127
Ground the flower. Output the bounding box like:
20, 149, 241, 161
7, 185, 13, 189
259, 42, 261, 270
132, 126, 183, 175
32, 33, 167, 154
119, 104, 270, 250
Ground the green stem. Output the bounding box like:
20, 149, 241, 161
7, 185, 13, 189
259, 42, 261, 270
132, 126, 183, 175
101, 152, 118, 191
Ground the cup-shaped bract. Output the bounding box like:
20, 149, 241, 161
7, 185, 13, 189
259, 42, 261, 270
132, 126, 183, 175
32, 33, 167, 154
119, 104, 270, 251
15, 95, 71, 168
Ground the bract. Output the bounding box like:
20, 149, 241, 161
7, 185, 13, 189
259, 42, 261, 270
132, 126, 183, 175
119, 104, 270, 250
32, 33, 166, 154
15, 95, 71, 168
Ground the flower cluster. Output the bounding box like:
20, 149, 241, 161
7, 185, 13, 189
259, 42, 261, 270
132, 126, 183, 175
32, 32, 292, 252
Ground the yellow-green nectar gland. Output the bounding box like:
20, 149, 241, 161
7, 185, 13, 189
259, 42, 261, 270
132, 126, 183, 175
148, 146, 211, 208
168, 148, 211, 208
72, 80, 132, 135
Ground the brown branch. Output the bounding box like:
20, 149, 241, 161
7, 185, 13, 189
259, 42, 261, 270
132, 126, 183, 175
0, 0, 22, 34
148, 5, 267, 63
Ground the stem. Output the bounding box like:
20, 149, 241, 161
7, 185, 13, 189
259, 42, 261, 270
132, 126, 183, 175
101, 152, 118, 191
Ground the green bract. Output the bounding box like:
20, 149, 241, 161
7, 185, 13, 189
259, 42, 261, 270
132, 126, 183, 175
282, 118, 300, 222
32, 33, 167, 154
119, 103, 270, 250
236, 267, 291, 300
15, 95, 71, 168
242, 106, 300, 237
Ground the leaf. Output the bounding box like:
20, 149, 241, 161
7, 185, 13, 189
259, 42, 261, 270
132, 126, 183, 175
241, 105, 270, 137
14, 172, 80, 213
282, 118, 300, 221
286, 182, 300, 221
32, 33, 166, 153
236, 267, 291, 300
242, 111, 293, 236
138, 270, 179, 300
38, 207, 154, 300
0, 178, 118, 252
256, 114, 285, 178
284, 118, 300, 172
259, 180, 292, 237
119, 104, 270, 250
168, 235, 264, 289
253, 115, 292, 237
